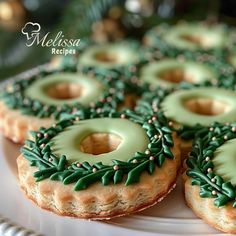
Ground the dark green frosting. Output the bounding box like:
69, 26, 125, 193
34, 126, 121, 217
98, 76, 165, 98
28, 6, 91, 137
60, 40, 146, 94
186, 122, 236, 207
21, 108, 175, 191
142, 23, 236, 95
136, 81, 236, 141
1, 66, 125, 119
144, 22, 236, 58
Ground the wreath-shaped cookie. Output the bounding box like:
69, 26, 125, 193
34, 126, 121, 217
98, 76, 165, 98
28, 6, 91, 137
184, 122, 236, 233
139, 46, 234, 90
143, 22, 236, 57
138, 58, 218, 89
17, 109, 181, 219
0, 66, 125, 143
55, 40, 144, 93
135, 84, 236, 159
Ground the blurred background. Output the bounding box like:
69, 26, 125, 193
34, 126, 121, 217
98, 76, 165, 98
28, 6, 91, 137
0, 0, 236, 80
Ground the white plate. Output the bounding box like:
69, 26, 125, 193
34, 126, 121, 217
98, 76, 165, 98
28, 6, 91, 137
0, 71, 229, 236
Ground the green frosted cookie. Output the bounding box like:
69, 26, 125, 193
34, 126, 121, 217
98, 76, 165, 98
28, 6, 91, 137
1, 67, 125, 119
144, 22, 234, 54
78, 41, 140, 70
162, 23, 226, 51
161, 87, 236, 127
135, 84, 236, 145
24, 73, 104, 106
187, 122, 236, 207
139, 59, 216, 88
184, 122, 236, 233
18, 108, 181, 219
0, 66, 126, 143
21, 109, 177, 190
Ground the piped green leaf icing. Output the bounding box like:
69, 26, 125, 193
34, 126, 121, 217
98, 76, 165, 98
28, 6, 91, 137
60, 40, 147, 94
186, 122, 236, 207
144, 23, 236, 58
1, 66, 125, 119
142, 24, 235, 97
21, 109, 175, 191
136, 81, 236, 141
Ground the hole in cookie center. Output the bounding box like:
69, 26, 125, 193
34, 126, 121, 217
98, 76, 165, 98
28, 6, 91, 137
184, 98, 231, 116
157, 68, 195, 83
180, 34, 204, 46
94, 52, 117, 63
46, 82, 83, 100
80, 133, 122, 155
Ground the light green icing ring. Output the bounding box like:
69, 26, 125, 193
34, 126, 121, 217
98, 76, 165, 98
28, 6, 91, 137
78, 43, 139, 69
24, 73, 104, 106
139, 59, 216, 88
213, 139, 236, 186
51, 118, 149, 165
163, 24, 226, 51
161, 88, 236, 126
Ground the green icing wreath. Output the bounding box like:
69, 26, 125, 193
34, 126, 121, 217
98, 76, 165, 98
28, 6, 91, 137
21, 108, 175, 191
142, 23, 236, 90
133, 81, 236, 207
186, 122, 236, 207
141, 48, 235, 89
135, 80, 236, 141
143, 22, 236, 59
1, 66, 125, 119
59, 39, 148, 94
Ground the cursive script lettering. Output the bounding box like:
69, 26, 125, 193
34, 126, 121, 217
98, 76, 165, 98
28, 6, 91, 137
25, 31, 80, 48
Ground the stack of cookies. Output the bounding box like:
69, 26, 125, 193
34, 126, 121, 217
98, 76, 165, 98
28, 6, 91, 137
1, 21, 236, 233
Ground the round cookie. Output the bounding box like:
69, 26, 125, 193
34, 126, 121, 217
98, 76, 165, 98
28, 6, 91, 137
50, 40, 142, 93
53, 40, 144, 109
162, 87, 236, 158
162, 88, 236, 126
0, 67, 125, 143
184, 123, 236, 233
139, 44, 234, 90
76, 40, 144, 96
135, 86, 236, 159
139, 58, 217, 89
143, 22, 233, 56
161, 23, 226, 51
17, 109, 181, 219
77, 41, 140, 70
52, 40, 142, 84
